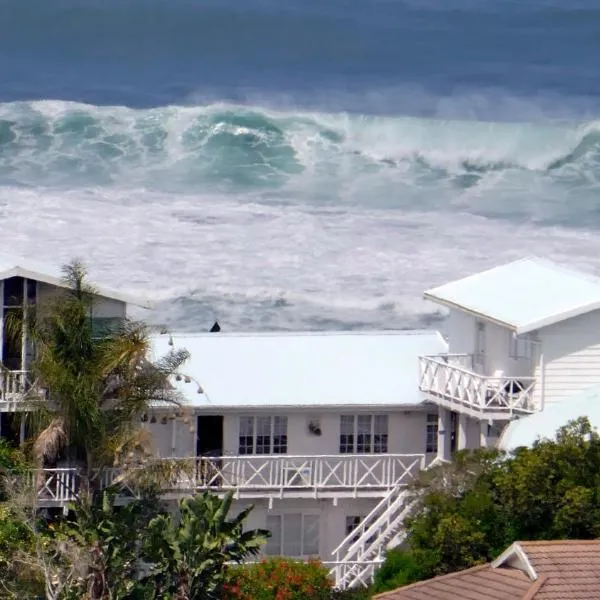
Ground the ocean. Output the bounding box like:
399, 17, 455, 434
1, 0, 600, 331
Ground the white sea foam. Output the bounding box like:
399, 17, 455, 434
1, 184, 600, 331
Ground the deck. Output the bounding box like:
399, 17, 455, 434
29, 453, 426, 507
419, 354, 536, 419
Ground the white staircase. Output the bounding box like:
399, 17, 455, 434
329, 457, 448, 589
330, 484, 417, 589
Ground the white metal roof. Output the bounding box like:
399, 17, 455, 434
499, 385, 600, 450
424, 257, 600, 334
0, 255, 151, 308
150, 330, 447, 409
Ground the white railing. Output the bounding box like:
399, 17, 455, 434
0, 369, 30, 402
330, 487, 415, 588
30, 468, 79, 504
329, 456, 449, 589
419, 355, 536, 416
31, 454, 425, 505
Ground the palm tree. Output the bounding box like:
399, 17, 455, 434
143, 491, 270, 600
4, 261, 190, 501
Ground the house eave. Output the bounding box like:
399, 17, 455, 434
0, 266, 153, 309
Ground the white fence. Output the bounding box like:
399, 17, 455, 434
0, 370, 30, 404
419, 354, 536, 416
31, 454, 425, 505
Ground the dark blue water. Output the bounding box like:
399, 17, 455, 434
2, 0, 600, 115
1, 0, 600, 331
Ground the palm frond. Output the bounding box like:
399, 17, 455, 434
33, 418, 66, 465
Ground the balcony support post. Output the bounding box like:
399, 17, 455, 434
457, 413, 469, 450
437, 408, 452, 462
479, 421, 489, 448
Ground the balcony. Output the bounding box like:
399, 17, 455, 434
27, 454, 426, 507
0, 370, 30, 409
419, 354, 536, 419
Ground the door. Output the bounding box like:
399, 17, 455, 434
474, 321, 486, 373
196, 415, 224, 456
196, 415, 224, 487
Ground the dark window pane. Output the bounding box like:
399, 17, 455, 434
3, 277, 24, 306
256, 435, 270, 454
273, 435, 287, 454
374, 434, 388, 453
238, 436, 254, 455
26, 279, 37, 302
339, 434, 354, 454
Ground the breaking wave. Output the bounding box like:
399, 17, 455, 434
1, 100, 599, 197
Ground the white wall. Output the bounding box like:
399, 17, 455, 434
446, 309, 535, 379
145, 415, 196, 458
37, 281, 127, 319
221, 409, 430, 457
232, 497, 380, 559
535, 309, 600, 405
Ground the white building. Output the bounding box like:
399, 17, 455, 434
3, 255, 600, 588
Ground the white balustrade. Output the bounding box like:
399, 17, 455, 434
0, 370, 29, 403
32, 454, 425, 505
419, 354, 536, 416
184, 454, 424, 495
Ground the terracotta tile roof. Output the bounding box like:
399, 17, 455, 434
374, 540, 600, 600
373, 564, 536, 600
520, 540, 600, 600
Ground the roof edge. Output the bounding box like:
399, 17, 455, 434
517, 299, 600, 334
0, 266, 153, 309
492, 542, 538, 580
153, 329, 445, 339
372, 564, 491, 599
423, 292, 518, 332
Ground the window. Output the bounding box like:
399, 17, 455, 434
90, 317, 123, 339
238, 416, 287, 454
426, 413, 438, 453
238, 417, 254, 455
509, 333, 532, 360
474, 321, 486, 369
273, 416, 287, 454
265, 514, 319, 557
3, 277, 24, 307
345, 515, 362, 543
339, 415, 388, 454
345, 515, 375, 545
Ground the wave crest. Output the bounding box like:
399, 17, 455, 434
0, 100, 599, 194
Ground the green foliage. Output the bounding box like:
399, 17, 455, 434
143, 491, 269, 600
372, 548, 437, 593
377, 417, 600, 589
5, 261, 189, 494
0, 440, 29, 501
223, 557, 333, 600
0, 505, 43, 599
55, 489, 164, 600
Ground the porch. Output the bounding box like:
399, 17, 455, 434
419, 354, 537, 419
29, 453, 426, 507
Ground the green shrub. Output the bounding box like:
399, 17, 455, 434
372, 548, 437, 594
223, 557, 333, 600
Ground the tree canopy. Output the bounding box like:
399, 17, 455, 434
374, 416, 600, 593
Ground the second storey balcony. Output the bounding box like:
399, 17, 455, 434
29, 453, 426, 507
419, 354, 537, 419
0, 369, 31, 410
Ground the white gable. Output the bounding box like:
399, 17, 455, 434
424, 257, 600, 334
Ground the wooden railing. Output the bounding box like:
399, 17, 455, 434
30, 454, 426, 505
0, 370, 30, 403
419, 354, 536, 416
